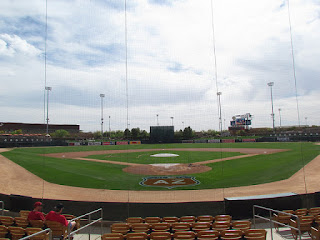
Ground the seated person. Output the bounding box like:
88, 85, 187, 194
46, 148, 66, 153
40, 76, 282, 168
46, 203, 77, 231
28, 202, 45, 221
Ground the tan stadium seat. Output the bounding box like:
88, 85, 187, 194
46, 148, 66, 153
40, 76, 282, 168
173, 231, 196, 240
192, 222, 212, 232
149, 231, 172, 240
151, 223, 170, 232
290, 219, 312, 239
15, 217, 29, 228
171, 222, 191, 232
180, 216, 196, 223
315, 215, 320, 225
127, 217, 144, 224
221, 229, 242, 240
311, 227, 320, 240
62, 214, 80, 229
215, 215, 232, 222
162, 217, 179, 223
244, 229, 267, 240
19, 210, 31, 219
309, 208, 320, 216
232, 221, 251, 233
29, 220, 44, 228
197, 230, 219, 240
45, 220, 67, 239
25, 227, 49, 240
111, 223, 131, 235
8, 226, 26, 240
212, 221, 230, 233
145, 217, 161, 224
131, 223, 150, 233
126, 232, 148, 240
102, 233, 124, 240
273, 212, 292, 230
295, 209, 308, 217
0, 217, 14, 227
0, 225, 8, 238
299, 215, 314, 222
197, 216, 214, 223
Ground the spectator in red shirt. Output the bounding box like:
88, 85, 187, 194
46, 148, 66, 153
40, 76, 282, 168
46, 203, 76, 231
28, 202, 45, 221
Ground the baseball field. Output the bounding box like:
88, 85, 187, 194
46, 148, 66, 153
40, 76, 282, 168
1, 142, 319, 193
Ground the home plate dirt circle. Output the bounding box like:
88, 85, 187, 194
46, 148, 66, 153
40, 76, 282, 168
123, 163, 211, 175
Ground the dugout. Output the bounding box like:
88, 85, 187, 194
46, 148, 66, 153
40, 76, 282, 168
150, 126, 174, 143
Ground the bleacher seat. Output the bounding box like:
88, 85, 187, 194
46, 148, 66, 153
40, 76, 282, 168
171, 222, 191, 232
131, 223, 150, 233
102, 233, 124, 240
180, 216, 196, 223
127, 217, 144, 224
197, 216, 214, 223
0, 225, 8, 238
232, 220, 251, 233
0, 217, 14, 227
215, 215, 232, 222
45, 220, 67, 239
244, 229, 267, 240
220, 229, 242, 240
126, 232, 148, 240
29, 220, 44, 229
8, 226, 25, 240
145, 217, 161, 224
191, 222, 212, 232
162, 217, 179, 223
25, 227, 49, 240
19, 211, 30, 219
149, 231, 172, 240
212, 221, 230, 232
151, 223, 170, 232
111, 223, 130, 235
14, 217, 29, 228
173, 231, 196, 240
197, 230, 219, 240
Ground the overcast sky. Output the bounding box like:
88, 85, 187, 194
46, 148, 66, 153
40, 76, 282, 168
0, 0, 319, 132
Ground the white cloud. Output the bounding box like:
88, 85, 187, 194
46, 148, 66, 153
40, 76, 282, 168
0, 0, 319, 131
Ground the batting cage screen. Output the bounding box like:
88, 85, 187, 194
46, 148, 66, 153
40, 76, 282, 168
150, 126, 174, 143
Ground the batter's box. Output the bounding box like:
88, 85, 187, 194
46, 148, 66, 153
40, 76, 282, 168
140, 176, 200, 189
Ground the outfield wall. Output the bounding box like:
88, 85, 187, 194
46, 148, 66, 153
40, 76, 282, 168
0, 192, 319, 220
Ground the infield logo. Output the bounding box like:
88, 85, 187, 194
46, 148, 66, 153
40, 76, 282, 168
140, 176, 200, 189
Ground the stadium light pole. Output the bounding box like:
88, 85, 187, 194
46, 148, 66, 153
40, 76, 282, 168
156, 114, 159, 126
182, 121, 184, 130
100, 94, 105, 138
267, 82, 275, 133
109, 116, 111, 139
45, 86, 52, 135
217, 92, 222, 133
278, 108, 282, 128
305, 117, 308, 126
170, 117, 174, 126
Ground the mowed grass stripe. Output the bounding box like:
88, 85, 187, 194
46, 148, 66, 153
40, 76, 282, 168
1, 142, 319, 190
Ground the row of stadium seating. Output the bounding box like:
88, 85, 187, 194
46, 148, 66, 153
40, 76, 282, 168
0, 226, 49, 240
103, 229, 267, 240
111, 221, 252, 234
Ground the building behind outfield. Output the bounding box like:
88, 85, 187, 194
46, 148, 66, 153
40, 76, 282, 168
0, 122, 80, 134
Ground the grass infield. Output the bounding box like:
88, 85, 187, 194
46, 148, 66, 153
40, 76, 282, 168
1, 142, 319, 190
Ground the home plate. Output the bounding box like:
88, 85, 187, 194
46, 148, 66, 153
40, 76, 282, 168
150, 153, 179, 157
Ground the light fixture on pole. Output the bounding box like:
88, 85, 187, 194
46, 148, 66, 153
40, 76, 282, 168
305, 117, 308, 126
182, 121, 184, 130
156, 114, 159, 126
217, 92, 222, 133
100, 94, 105, 138
170, 117, 174, 126
278, 108, 282, 128
45, 86, 52, 135
267, 82, 275, 133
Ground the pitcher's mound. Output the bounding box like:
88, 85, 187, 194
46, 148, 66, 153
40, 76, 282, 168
123, 163, 211, 175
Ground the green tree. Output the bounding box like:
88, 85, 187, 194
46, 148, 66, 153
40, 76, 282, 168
93, 131, 102, 139
131, 128, 140, 139
124, 128, 131, 139
174, 130, 183, 140
52, 129, 69, 138
12, 129, 23, 134
139, 130, 149, 140
183, 126, 194, 139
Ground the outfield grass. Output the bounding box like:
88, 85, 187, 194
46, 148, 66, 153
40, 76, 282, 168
85, 151, 243, 164
1, 142, 319, 190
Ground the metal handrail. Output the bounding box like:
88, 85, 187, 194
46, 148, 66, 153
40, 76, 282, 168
0, 201, 4, 216
253, 205, 302, 240
67, 208, 103, 240
19, 228, 52, 240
